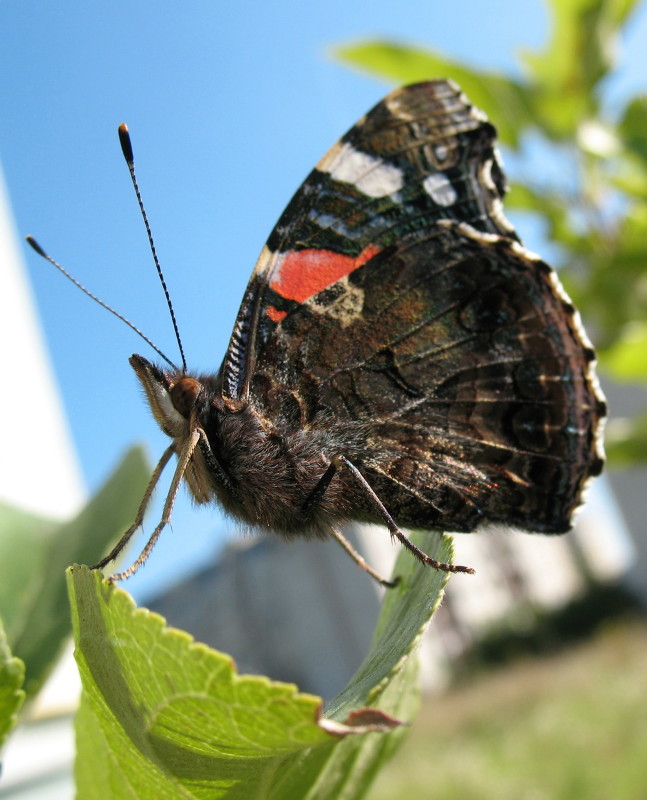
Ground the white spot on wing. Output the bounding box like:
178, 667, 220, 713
322, 142, 404, 198
434, 144, 448, 162
423, 173, 458, 206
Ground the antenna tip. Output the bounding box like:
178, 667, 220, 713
118, 123, 134, 164
25, 235, 47, 258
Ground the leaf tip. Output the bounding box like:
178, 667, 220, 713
319, 707, 405, 736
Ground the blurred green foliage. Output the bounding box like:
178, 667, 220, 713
365, 621, 647, 800
0, 446, 149, 747
336, 0, 647, 467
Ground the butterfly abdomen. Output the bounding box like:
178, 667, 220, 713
198, 402, 372, 538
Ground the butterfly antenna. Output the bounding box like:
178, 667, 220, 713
118, 124, 187, 374
25, 236, 179, 370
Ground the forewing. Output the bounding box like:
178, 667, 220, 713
221, 80, 513, 404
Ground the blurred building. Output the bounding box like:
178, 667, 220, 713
602, 379, 647, 606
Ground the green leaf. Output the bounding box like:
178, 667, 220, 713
0, 617, 25, 748
601, 321, 647, 382
521, 0, 641, 136
264, 655, 420, 800
327, 531, 451, 721
333, 41, 533, 147
0, 446, 149, 699
70, 532, 453, 799
599, 0, 642, 29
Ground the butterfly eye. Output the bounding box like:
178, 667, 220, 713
170, 377, 202, 418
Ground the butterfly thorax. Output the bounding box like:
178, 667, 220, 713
130, 353, 369, 538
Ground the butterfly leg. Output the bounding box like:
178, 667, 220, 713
101, 429, 202, 581
92, 443, 175, 571
330, 455, 475, 575
329, 527, 399, 588
300, 462, 398, 587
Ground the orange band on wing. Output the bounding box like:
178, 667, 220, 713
270, 244, 380, 303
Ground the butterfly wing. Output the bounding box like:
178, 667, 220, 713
221, 80, 514, 404
225, 80, 606, 534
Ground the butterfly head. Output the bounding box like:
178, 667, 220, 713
129, 353, 249, 510
129, 353, 205, 438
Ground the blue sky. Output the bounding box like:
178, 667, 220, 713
1, 0, 646, 598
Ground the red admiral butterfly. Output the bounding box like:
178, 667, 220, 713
39, 80, 608, 585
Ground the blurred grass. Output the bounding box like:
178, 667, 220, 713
365, 620, 647, 800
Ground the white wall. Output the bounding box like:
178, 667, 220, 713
0, 165, 85, 518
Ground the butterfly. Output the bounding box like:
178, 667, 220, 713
86, 79, 606, 586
